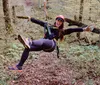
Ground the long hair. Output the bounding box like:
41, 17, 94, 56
54, 22, 64, 41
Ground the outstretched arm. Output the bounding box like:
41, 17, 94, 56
62, 25, 97, 35
65, 18, 100, 34
63, 27, 84, 35
44, 0, 48, 17
28, 17, 46, 27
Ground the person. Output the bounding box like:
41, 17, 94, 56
43, 0, 48, 19
8, 15, 94, 71
38, 0, 49, 19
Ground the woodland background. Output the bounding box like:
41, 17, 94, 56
0, 0, 100, 85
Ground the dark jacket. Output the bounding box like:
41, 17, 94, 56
31, 18, 84, 40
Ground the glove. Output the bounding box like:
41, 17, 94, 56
27, 16, 31, 21
83, 25, 94, 31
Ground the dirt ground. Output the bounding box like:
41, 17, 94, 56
8, 52, 73, 85
7, 52, 100, 85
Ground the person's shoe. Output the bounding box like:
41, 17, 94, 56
83, 25, 94, 31
18, 35, 31, 49
8, 65, 22, 72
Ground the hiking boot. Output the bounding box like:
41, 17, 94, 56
83, 25, 94, 31
18, 35, 31, 49
8, 65, 22, 71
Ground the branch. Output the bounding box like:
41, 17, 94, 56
65, 18, 87, 27
16, 16, 29, 19
65, 18, 100, 34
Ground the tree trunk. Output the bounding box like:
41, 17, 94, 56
38, 0, 42, 8
89, 0, 92, 21
79, 0, 84, 22
2, 0, 13, 34
77, 0, 84, 39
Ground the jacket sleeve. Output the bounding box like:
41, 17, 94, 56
30, 18, 46, 27
63, 27, 84, 35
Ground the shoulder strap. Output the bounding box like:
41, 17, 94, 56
44, 23, 51, 35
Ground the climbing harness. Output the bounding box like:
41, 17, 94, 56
44, 23, 60, 58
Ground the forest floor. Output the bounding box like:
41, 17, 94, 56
7, 51, 100, 85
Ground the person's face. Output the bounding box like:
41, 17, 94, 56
55, 20, 63, 28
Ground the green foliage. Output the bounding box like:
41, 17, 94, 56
85, 79, 95, 85
0, 42, 24, 82
65, 45, 100, 79
3, 43, 24, 61
0, 80, 7, 85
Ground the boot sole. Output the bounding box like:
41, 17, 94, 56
18, 35, 30, 49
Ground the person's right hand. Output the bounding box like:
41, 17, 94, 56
27, 16, 31, 21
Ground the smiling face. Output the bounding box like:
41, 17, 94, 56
55, 19, 63, 28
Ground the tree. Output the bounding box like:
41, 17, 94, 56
2, 0, 13, 34
77, 0, 84, 40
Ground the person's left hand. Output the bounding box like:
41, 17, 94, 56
83, 25, 94, 31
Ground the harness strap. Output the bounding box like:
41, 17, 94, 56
44, 23, 51, 35
54, 39, 60, 58
44, 23, 60, 58
56, 45, 59, 58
